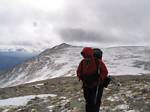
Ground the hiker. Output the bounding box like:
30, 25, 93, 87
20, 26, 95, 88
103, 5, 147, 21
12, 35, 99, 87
77, 47, 108, 112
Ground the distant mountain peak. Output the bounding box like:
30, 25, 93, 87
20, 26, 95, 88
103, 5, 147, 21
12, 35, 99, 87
39, 43, 73, 56
52, 43, 72, 50
59, 43, 71, 47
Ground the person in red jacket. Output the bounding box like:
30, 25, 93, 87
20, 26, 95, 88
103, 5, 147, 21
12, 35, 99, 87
77, 47, 108, 112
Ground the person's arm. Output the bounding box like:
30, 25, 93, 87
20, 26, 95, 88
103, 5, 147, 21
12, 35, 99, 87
76, 60, 83, 81
99, 60, 108, 80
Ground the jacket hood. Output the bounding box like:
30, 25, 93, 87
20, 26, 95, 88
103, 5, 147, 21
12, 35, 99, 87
81, 47, 94, 58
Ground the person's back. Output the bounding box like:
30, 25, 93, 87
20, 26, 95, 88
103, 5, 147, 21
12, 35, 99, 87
77, 47, 108, 112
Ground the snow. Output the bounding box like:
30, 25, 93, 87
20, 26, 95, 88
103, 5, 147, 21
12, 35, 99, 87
0, 46, 150, 88
126, 110, 139, 112
47, 105, 55, 112
36, 83, 44, 86
2, 109, 10, 112
107, 94, 121, 102
113, 104, 129, 111
0, 94, 57, 107
103, 46, 150, 75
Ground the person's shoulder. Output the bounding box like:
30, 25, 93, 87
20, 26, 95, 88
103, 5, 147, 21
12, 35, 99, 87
80, 59, 84, 63
99, 59, 104, 64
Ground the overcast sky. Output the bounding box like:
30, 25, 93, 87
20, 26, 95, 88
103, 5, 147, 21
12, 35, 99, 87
0, 0, 150, 52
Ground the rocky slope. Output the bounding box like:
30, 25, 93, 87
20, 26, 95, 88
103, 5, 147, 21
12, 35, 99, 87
0, 75, 150, 112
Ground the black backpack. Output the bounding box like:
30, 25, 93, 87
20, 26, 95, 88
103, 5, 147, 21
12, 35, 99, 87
93, 48, 103, 59
93, 48, 111, 88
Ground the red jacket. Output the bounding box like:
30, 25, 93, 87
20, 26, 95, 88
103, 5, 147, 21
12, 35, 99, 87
77, 47, 108, 86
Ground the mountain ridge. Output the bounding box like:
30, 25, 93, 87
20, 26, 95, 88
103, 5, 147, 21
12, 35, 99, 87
0, 43, 150, 88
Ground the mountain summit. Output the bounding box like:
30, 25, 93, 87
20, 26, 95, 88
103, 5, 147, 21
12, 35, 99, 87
52, 43, 72, 49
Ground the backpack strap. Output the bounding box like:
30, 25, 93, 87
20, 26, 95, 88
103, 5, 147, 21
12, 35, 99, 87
95, 58, 100, 77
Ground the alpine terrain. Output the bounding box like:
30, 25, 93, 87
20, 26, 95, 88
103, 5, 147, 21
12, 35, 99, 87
0, 43, 150, 112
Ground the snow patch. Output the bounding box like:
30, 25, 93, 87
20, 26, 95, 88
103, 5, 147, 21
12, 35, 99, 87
47, 105, 55, 112
126, 110, 140, 112
2, 109, 10, 112
107, 95, 120, 102
114, 104, 129, 110
0, 94, 57, 107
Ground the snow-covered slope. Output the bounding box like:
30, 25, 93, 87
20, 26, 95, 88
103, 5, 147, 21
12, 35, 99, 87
0, 43, 82, 87
103, 46, 150, 75
0, 43, 150, 88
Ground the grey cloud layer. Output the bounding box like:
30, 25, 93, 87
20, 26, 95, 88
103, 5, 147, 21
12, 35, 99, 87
58, 28, 118, 43
0, 0, 150, 50
55, 0, 150, 44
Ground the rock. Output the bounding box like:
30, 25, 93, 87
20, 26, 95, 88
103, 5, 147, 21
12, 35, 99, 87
0, 75, 149, 112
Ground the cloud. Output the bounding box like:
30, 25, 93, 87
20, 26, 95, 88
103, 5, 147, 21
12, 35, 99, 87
0, 0, 63, 51
0, 0, 150, 52
58, 28, 118, 43
62, 0, 150, 44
